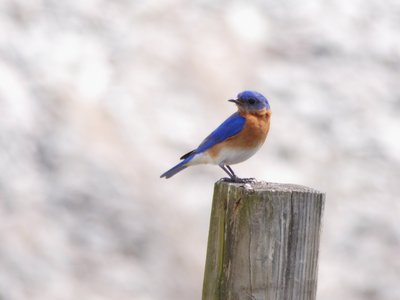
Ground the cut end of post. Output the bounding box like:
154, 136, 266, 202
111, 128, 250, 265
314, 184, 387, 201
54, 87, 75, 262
216, 179, 324, 194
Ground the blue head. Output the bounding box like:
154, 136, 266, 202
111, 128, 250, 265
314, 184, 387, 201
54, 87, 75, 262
229, 90, 270, 111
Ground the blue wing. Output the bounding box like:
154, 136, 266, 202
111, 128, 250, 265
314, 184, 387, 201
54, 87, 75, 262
160, 112, 245, 179
195, 112, 246, 154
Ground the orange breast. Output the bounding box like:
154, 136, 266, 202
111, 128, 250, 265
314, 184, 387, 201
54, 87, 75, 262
208, 108, 271, 158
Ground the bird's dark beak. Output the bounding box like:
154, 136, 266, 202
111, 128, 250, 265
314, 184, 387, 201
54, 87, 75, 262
228, 99, 240, 105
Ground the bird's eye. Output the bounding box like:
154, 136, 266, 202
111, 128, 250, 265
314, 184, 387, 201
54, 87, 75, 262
248, 98, 256, 105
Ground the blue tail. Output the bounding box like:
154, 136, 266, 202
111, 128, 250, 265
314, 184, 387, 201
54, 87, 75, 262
160, 155, 194, 179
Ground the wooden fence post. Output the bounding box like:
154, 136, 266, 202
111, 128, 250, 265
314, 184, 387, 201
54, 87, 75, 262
202, 181, 325, 300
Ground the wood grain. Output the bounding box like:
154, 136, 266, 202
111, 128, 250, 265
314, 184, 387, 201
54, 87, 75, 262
202, 181, 325, 300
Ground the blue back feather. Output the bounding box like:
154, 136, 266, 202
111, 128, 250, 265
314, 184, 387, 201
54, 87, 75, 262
195, 112, 245, 154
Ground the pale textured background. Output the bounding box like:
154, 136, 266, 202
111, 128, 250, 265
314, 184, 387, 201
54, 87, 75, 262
1, 0, 400, 299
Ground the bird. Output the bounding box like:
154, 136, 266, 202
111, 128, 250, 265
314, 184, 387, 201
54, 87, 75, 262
160, 90, 271, 182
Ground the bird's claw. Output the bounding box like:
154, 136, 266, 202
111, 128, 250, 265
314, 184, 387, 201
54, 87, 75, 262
221, 177, 235, 182
221, 177, 257, 183
235, 177, 257, 183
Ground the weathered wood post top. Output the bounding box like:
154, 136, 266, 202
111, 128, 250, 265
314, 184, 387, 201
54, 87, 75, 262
202, 180, 325, 300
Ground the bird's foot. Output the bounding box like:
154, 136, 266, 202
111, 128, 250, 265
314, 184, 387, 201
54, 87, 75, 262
235, 177, 257, 183
221, 177, 257, 183
221, 177, 235, 182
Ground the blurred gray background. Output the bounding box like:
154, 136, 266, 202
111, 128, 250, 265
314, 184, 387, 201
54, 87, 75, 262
1, 0, 400, 299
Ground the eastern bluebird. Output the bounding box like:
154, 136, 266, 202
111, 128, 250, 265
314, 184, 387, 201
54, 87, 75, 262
160, 90, 271, 182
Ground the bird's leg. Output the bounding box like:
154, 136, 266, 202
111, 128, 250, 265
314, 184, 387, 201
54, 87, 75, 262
226, 165, 257, 183
226, 165, 237, 178
220, 164, 241, 182
219, 164, 235, 180
220, 165, 256, 183
226, 165, 243, 182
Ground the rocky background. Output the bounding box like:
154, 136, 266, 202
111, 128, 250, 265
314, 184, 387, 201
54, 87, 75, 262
1, 0, 400, 299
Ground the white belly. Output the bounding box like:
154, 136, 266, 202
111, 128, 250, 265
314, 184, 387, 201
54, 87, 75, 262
216, 147, 261, 165
188, 146, 261, 166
